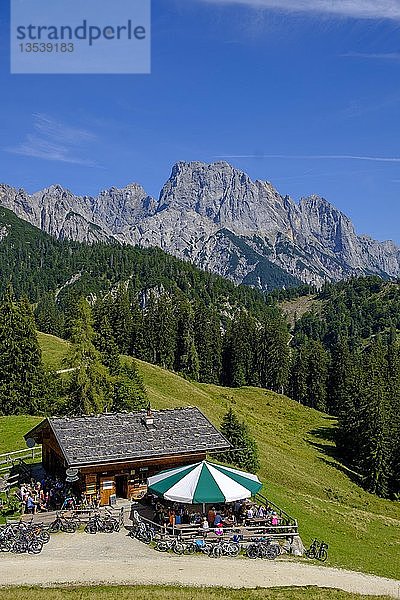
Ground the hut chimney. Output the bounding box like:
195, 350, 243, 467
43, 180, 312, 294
145, 403, 154, 427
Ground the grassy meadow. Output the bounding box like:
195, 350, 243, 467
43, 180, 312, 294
0, 587, 394, 600
0, 333, 399, 581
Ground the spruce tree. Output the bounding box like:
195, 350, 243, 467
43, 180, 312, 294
218, 408, 260, 472
0, 289, 46, 415
175, 300, 199, 380
289, 345, 308, 405
34, 292, 64, 337
65, 298, 111, 415
194, 302, 222, 384
223, 312, 258, 387
358, 338, 391, 497
386, 329, 400, 497
305, 339, 329, 412
257, 313, 290, 393
112, 359, 148, 412
94, 314, 121, 376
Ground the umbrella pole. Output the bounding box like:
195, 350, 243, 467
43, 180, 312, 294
202, 502, 205, 514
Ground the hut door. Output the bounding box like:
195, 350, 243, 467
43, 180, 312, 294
100, 476, 115, 506
115, 475, 128, 498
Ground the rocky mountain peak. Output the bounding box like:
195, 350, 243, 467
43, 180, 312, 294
0, 161, 399, 289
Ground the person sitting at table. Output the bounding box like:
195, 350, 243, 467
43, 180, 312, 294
214, 510, 223, 526
257, 505, 266, 518
223, 508, 236, 526
201, 517, 209, 537
239, 504, 247, 524
246, 506, 254, 520
207, 507, 216, 527
271, 511, 279, 526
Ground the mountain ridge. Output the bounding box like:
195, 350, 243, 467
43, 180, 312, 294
1, 161, 399, 289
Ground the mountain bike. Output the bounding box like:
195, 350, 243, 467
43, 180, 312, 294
154, 536, 185, 554
129, 520, 155, 544
84, 512, 115, 534
305, 539, 329, 562
49, 512, 80, 533
246, 538, 281, 560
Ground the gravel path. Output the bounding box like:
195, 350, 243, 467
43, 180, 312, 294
0, 532, 399, 598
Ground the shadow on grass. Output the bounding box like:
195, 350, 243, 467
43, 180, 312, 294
306, 425, 363, 487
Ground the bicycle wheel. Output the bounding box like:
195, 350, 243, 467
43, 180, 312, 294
12, 539, 28, 554
201, 543, 213, 556
319, 549, 328, 562
64, 521, 78, 533
28, 539, 43, 554
227, 542, 240, 556
246, 544, 259, 559
49, 520, 61, 533
103, 520, 115, 533
264, 546, 277, 560
0, 539, 11, 552
211, 545, 222, 558
40, 530, 51, 544
84, 522, 97, 534
155, 540, 170, 552
173, 541, 185, 555
141, 531, 152, 544
305, 548, 316, 559
183, 542, 197, 555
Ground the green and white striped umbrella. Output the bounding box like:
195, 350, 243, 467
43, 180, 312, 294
147, 460, 262, 504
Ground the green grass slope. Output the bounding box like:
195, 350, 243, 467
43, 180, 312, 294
0, 587, 393, 600
1, 332, 399, 580
37, 332, 70, 370
136, 359, 400, 580
0, 415, 41, 454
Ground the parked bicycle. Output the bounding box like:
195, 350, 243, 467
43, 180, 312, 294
246, 538, 281, 560
84, 512, 117, 534
0, 520, 50, 554
305, 539, 329, 562
49, 512, 80, 533
155, 536, 185, 554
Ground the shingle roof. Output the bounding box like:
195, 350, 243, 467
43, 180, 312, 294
31, 408, 230, 467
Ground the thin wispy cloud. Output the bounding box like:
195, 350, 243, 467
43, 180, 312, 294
342, 52, 400, 60
199, 0, 400, 20
215, 154, 400, 163
6, 114, 98, 166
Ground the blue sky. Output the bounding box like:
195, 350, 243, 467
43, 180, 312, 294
1, 0, 400, 242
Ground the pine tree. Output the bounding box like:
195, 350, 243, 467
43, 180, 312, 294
108, 288, 134, 354
34, 292, 64, 337
336, 346, 363, 465
142, 295, 176, 370
111, 359, 148, 412
305, 340, 329, 412
327, 338, 352, 415
257, 313, 290, 393
386, 329, 400, 497
65, 298, 112, 415
289, 345, 308, 405
358, 338, 391, 497
218, 408, 260, 472
194, 302, 222, 384
223, 312, 258, 387
175, 300, 199, 380
94, 313, 121, 376
0, 288, 46, 415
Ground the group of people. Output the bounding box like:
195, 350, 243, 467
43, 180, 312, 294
149, 495, 281, 533
18, 477, 66, 514
18, 476, 106, 514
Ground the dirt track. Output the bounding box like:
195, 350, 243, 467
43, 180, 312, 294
0, 531, 399, 597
